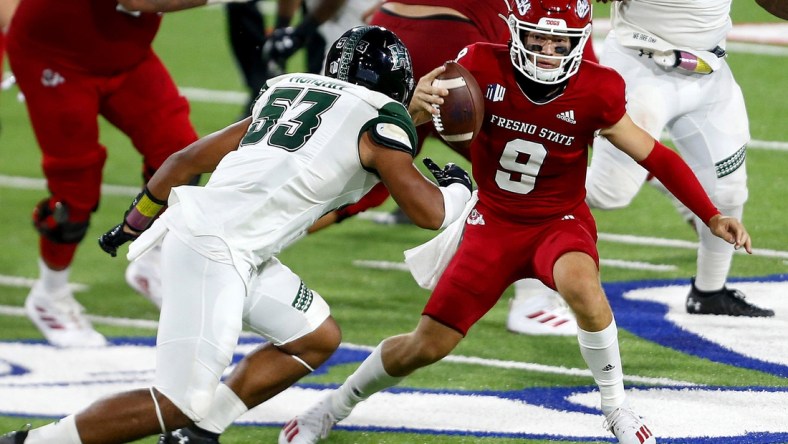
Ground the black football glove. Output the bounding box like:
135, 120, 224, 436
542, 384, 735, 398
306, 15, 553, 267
98, 187, 165, 257
98, 223, 139, 258
423, 158, 472, 193
262, 26, 309, 76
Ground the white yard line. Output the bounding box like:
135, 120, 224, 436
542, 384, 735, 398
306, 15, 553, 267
0, 304, 693, 386
354, 259, 678, 273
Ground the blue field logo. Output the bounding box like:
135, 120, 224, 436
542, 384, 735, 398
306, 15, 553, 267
1, 276, 786, 443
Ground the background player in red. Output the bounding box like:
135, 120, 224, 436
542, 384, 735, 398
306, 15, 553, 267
279, 1, 752, 443
5, 0, 199, 347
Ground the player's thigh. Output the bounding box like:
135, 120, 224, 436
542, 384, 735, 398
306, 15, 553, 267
102, 54, 198, 169
670, 69, 749, 207
533, 206, 599, 292
8, 54, 107, 207
154, 233, 246, 421
242, 257, 331, 347
424, 218, 521, 335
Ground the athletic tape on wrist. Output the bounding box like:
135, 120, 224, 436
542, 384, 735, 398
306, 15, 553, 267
125, 188, 166, 232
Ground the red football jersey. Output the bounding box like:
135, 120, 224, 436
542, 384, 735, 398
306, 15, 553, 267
7, 0, 161, 75
393, 0, 510, 44
457, 43, 627, 223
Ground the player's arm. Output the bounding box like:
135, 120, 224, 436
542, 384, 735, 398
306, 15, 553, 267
0, 0, 19, 30
360, 131, 471, 230
599, 114, 752, 252
98, 117, 252, 256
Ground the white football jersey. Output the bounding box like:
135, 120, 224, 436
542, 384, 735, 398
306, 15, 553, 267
166, 73, 416, 272
612, 0, 732, 50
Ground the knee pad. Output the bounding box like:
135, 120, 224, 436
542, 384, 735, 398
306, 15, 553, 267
32, 197, 90, 244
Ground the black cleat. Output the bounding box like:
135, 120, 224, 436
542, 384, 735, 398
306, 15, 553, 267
686, 278, 775, 317
0, 425, 30, 444
158, 427, 220, 443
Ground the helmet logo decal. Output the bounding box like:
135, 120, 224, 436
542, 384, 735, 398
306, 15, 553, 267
576, 0, 590, 19
387, 43, 409, 72
515, 0, 531, 16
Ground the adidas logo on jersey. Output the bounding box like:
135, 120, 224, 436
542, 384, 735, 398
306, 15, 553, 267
556, 110, 576, 124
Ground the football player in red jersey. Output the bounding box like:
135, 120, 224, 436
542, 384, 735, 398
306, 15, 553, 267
278, 1, 752, 443
5, 0, 199, 347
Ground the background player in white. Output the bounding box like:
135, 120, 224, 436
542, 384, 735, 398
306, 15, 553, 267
507, 0, 773, 337
585, 0, 772, 317
278, 1, 752, 443
0, 26, 473, 444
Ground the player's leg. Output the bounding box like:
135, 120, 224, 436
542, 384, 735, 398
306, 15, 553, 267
279, 316, 464, 444
226, 0, 269, 116
12, 231, 244, 443
7, 50, 107, 347
162, 256, 342, 441
102, 53, 199, 308
536, 209, 655, 443
507, 278, 577, 336
669, 65, 772, 316
280, 211, 512, 444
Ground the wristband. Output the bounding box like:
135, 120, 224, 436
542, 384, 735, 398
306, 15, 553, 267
125, 188, 167, 232
439, 183, 472, 229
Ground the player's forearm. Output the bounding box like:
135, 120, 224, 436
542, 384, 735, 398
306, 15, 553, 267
637, 140, 720, 225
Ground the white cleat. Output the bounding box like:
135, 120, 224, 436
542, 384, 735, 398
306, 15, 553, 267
25, 282, 107, 348
125, 245, 162, 308
604, 405, 656, 444
506, 291, 577, 336
279, 395, 347, 444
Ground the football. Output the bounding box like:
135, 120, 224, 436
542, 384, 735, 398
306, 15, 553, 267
755, 0, 788, 19
431, 61, 485, 151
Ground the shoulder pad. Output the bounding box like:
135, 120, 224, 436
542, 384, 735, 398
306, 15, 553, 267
365, 103, 418, 157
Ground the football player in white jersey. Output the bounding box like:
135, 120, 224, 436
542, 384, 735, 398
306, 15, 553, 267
0, 26, 472, 444
585, 0, 772, 317
508, 0, 772, 336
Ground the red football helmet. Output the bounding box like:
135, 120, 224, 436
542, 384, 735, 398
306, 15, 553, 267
506, 0, 592, 84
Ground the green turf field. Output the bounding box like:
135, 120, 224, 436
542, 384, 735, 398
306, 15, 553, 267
0, 3, 787, 443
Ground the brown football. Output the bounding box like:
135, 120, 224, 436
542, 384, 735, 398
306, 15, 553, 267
755, 0, 788, 20
431, 61, 485, 151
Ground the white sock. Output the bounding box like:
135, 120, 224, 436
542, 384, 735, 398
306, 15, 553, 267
577, 320, 626, 416
37, 258, 71, 294
332, 343, 403, 418
195, 383, 248, 434
26, 415, 81, 444
694, 206, 741, 291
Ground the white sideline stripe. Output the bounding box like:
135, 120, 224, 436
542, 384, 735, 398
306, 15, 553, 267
0, 275, 89, 292
0, 175, 140, 196
0, 304, 691, 386
2, 173, 786, 261
598, 233, 788, 260
354, 258, 677, 273
0, 305, 158, 329
339, 343, 694, 387
600, 259, 677, 272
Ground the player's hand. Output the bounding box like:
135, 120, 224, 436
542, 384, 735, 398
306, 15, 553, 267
423, 158, 472, 193
708, 214, 752, 254
263, 26, 307, 74
98, 223, 139, 257
408, 65, 448, 126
